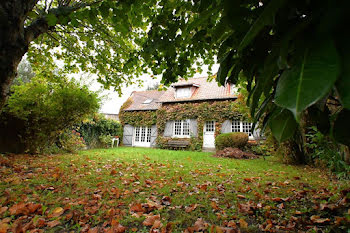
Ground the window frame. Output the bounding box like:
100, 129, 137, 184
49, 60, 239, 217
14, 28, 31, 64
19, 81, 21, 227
173, 119, 191, 138
175, 87, 191, 98
231, 121, 253, 138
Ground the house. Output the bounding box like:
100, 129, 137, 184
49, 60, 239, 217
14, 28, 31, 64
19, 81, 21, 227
120, 77, 260, 150
101, 113, 119, 121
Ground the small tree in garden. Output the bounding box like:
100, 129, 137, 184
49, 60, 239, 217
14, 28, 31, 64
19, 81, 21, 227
2, 76, 100, 153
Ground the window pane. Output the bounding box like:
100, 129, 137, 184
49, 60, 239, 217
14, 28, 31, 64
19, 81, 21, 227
146, 127, 151, 142
205, 121, 214, 132
183, 120, 190, 135
141, 126, 146, 142
176, 87, 191, 98
231, 121, 240, 132
135, 127, 140, 142
174, 120, 182, 135
242, 122, 252, 137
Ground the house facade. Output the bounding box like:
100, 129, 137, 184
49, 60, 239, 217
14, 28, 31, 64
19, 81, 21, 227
120, 77, 260, 150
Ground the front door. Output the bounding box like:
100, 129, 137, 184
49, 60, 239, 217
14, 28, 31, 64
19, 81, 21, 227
203, 121, 215, 148
134, 126, 151, 147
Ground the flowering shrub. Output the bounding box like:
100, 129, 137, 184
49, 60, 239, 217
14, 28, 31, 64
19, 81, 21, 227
59, 130, 86, 153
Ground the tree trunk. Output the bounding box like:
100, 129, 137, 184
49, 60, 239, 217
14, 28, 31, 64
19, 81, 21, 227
0, 1, 31, 110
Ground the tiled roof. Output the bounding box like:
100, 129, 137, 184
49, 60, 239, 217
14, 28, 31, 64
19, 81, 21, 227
123, 90, 165, 111
159, 77, 237, 103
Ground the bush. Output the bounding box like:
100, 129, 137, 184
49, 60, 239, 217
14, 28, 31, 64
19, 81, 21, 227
2, 77, 100, 153
59, 130, 87, 153
98, 135, 114, 148
215, 132, 248, 150
76, 114, 122, 148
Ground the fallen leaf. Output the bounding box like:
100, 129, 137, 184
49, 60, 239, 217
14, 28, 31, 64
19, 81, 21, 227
49, 207, 64, 218
130, 203, 145, 213
161, 196, 171, 206
239, 218, 248, 228
237, 195, 246, 199
310, 215, 330, 224
88, 227, 99, 233
143, 215, 160, 226
47, 220, 61, 228
0, 223, 9, 233
185, 204, 198, 213
211, 201, 220, 210
187, 218, 209, 232
9, 202, 28, 216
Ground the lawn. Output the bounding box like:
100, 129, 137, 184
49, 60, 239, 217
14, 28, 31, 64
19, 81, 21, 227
0, 147, 349, 232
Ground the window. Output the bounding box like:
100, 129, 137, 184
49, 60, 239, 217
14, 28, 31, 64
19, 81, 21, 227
134, 126, 152, 145
231, 121, 253, 137
135, 127, 140, 142
175, 87, 191, 98
205, 121, 215, 132
140, 127, 146, 142
174, 120, 190, 137
143, 99, 153, 104
146, 127, 151, 142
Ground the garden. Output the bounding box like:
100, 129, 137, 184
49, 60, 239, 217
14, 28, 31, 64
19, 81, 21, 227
0, 147, 349, 232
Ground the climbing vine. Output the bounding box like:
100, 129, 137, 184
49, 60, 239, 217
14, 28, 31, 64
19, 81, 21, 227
119, 110, 157, 127
156, 96, 250, 150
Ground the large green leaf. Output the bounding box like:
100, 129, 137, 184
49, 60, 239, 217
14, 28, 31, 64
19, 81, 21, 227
275, 38, 340, 121
238, 0, 286, 51
333, 109, 350, 146
269, 108, 297, 142
335, 35, 350, 109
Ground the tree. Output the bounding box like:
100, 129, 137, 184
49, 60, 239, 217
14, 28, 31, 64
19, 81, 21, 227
136, 0, 350, 152
12, 58, 35, 86
2, 76, 100, 153
0, 0, 160, 110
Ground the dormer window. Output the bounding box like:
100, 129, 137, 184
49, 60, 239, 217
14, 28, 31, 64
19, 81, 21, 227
175, 87, 191, 98
143, 99, 153, 104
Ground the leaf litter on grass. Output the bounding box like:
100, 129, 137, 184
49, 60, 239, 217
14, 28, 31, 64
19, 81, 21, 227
0, 148, 349, 232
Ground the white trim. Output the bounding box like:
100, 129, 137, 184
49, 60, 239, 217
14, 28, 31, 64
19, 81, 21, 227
133, 126, 152, 147
172, 119, 191, 138
231, 120, 254, 139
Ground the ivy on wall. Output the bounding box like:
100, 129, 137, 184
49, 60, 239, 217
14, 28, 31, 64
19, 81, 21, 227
119, 95, 250, 150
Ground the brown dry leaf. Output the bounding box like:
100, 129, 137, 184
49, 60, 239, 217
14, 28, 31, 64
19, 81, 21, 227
49, 207, 64, 218
113, 224, 126, 233
187, 218, 209, 232
0, 207, 8, 215
130, 203, 145, 213
310, 215, 330, 224
143, 215, 160, 226
152, 219, 162, 229
239, 218, 248, 228
227, 221, 237, 228
0, 223, 9, 233
88, 227, 99, 233
27, 203, 42, 214
161, 196, 171, 206
237, 195, 246, 199
185, 204, 198, 213
47, 220, 61, 228
9, 202, 28, 216
211, 201, 220, 210
34, 218, 46, 228
110, 169, 117, 175
334, 216, 346, 225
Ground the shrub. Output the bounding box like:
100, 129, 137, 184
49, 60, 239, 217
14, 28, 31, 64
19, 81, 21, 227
215, 132, 248, 150
59, 130, 87, 153
98, 135, 114, 148
2, 77, 100, 153
76, 114, 122, 148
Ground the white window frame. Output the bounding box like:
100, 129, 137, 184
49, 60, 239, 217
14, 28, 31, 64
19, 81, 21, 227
175, 87, 191, 98
173, 119, 191, 138
133, 126, 152, 146
231, 121, 253, 139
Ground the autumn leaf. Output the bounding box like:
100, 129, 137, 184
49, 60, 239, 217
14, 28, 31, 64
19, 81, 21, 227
0, 223, 9, 233
130, 203, 145, 213
143, 215, 160, 226
9, 202, 29, 216
310, 215, 331, 224
161, 196, 171, 206
187, 218, 209, 232
47, 220, 61, 228
239, 218, 248, 228
185, 204, 198, 213
49, 207, 64, 218
211, 201, 220, 210
0, 207, 8, 215
237, 195, 246, 199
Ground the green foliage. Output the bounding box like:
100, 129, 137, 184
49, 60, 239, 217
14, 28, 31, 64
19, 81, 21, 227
138, 0, 350, 147
77, 115, 122, 148
119, 111, 157, 127
12, 58, 35, 86
215, 132, 248, 150
305, 127, 350, 178
59, 130, 87, 153
3, 76, 100, 153
98, 135, 114, 148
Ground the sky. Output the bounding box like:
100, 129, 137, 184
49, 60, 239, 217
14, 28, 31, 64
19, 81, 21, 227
94, 64, 220, 114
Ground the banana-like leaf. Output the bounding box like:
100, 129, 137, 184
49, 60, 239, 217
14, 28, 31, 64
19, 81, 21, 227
275, 38, 340, 121
238, 0, 286, 51
336, 37, 350, 109
269, 108, 297, 142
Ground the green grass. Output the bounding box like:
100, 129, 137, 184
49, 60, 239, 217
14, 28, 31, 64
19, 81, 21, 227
0, 147, 349, 232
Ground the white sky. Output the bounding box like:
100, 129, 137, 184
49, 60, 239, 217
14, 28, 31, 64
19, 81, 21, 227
92, 64, 220, 114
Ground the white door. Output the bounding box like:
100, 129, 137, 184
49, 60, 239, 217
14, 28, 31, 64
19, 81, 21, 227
133, 126, 152, 147
203, 121, 215, 148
